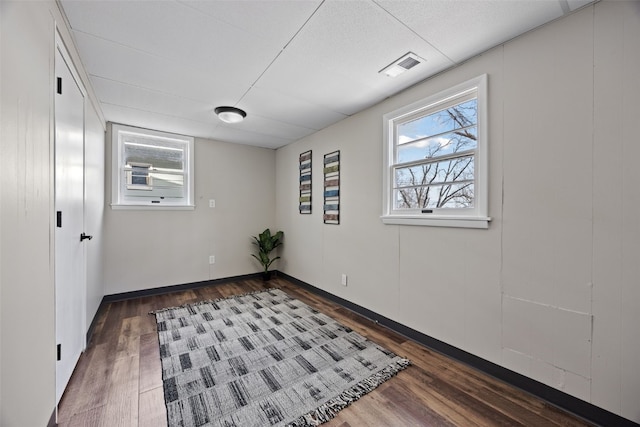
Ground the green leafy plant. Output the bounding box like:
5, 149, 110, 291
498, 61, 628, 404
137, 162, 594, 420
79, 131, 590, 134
251, 229, 284, 275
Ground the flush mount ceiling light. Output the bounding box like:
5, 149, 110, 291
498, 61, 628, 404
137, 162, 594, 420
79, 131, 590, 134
214, 106, 247, 123
379, 52, 424, 77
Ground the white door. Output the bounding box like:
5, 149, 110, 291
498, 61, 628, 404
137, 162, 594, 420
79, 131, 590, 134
54, 44, 86, 404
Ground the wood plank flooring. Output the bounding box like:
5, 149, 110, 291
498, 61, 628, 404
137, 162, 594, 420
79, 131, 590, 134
57, 277, 593, 426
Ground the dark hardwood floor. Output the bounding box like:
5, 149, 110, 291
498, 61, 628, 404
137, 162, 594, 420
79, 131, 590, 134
57, 277, 593, 426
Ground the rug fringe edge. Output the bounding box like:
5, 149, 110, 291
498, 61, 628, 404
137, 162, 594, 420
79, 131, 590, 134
285, 357, 412, 427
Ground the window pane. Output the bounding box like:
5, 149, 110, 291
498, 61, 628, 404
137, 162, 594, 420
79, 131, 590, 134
113, 124, 194, 207
123, 169, 184, 198
394, 183, 474, 209
395, 155, 475, 188
397, 127, 477, 163
124, 140, 184, 171
395, 164, 437, 187
397, 99, 477, 146
130, 164, 150, 186
151, 171, 184, 195
122, 136, 186, 199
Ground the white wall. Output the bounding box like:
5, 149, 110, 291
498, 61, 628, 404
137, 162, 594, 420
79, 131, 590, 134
103, 131, 277, 294
275, 1, 640, 423
592, 0, 640, 418
85, 109, 106, 329
1, 4, 4, 421
0, 1, 105, 425
1, 3, 56, 425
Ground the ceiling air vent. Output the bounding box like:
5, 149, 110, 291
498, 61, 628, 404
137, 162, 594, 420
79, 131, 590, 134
379, 52, 424, 77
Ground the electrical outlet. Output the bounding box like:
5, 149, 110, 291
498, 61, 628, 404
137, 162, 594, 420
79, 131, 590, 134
209, 199, 216, 208
341, 274, 348, 286
209, 255, 215, 264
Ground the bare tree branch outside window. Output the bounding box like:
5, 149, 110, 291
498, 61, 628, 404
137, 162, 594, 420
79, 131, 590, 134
394, 99, 477, 210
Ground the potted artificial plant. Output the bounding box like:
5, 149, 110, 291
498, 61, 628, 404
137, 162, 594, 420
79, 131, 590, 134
251, 228, 284, 281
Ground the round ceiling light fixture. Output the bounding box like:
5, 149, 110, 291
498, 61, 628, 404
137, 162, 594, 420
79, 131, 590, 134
214, 106, 247, 124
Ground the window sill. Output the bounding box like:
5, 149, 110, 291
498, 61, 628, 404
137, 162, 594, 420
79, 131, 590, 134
381, 215, 491, 229
111, 204, 195, 211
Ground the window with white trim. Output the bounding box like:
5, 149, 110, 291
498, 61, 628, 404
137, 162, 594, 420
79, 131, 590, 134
111, 124, 194, 209
382, 75, 489, 228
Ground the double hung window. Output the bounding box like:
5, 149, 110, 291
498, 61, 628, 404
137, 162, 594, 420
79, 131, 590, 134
382, 75, 489, 228
111, 124, 194, 209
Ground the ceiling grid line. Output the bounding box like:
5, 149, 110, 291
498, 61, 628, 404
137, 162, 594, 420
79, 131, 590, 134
236, 1, 327, 107
372, 0, 456, 65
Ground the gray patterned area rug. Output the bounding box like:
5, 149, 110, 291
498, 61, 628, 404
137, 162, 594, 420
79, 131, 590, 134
152, 288, 411, 427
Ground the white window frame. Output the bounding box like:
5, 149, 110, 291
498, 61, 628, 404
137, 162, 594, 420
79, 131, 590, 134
111, 123, 195, 210
381, 74, 490, 229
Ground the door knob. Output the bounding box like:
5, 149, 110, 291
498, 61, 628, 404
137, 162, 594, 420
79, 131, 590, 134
80, 232, 93, 242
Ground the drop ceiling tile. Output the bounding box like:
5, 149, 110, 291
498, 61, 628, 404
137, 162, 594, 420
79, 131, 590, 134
255, 0, 453, 116
227, 111, 316, 142
62, 0, 278, 81
90, 76, 216, 123
72, 31, 247, 105
103, 103, 289, 149
59, 0, 594, 149
241, 86, 348, 131
180, 0, 322, 48
101, 104, 218, 141
279, 0, 452, 88
377, 0, 565, 63
255, 58, 377, 116
210, 126, 294, 149
258, 46, 450, 117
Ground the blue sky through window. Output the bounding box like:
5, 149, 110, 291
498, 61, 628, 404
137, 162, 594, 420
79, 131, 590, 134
393, 98, 477, 209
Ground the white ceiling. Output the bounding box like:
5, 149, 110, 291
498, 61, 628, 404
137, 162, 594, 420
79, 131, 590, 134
60, 0, 594, 149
